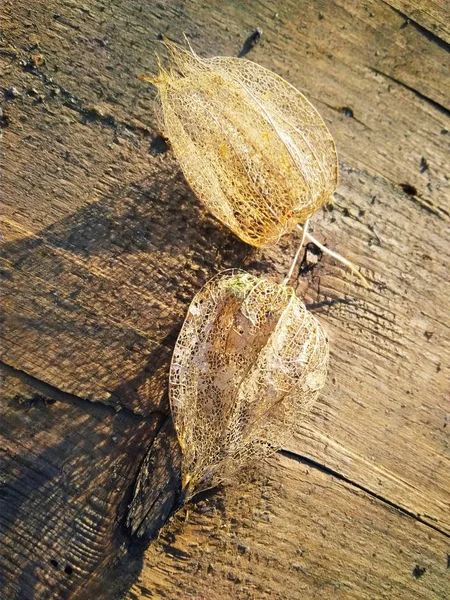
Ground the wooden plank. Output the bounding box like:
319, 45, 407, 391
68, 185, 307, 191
126, 454, 450, 600
0, 364, 163, 600
288, 163, 450, 533
1, 0, 450, 598
2, 0, 449, 219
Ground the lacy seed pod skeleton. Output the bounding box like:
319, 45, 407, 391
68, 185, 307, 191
143, 40, 367, 285
170, 270, 329, 500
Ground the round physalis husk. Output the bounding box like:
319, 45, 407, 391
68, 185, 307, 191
148, 41, 338, 247
169, 270, 329, 499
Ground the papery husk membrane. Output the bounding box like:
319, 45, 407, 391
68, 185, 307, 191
169, 270, 329, 498
151, 42, 338, 247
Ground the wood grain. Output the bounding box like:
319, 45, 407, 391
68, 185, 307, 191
1, 0, 449, 598
0, 365, 163, 600
383, 0, 450, 44
127, 454, 450, 600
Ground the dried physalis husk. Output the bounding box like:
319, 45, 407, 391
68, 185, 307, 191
169, 270, 329, 500
145, 41, 338, 247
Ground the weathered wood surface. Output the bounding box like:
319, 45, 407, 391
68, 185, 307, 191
0, 365, 163, 600
126, 455, 450, 600
1, 0, 449, 599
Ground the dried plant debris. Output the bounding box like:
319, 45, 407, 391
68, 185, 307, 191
144, 40, 337, 248
169, 270, 329, 501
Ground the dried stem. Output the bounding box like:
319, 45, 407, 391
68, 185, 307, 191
298, 225, 369, 287
283, 219, 310, 285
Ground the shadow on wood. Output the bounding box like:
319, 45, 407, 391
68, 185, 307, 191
1, 162, 250, 415
1, 163, 249, 599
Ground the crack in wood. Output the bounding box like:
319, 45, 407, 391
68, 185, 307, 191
0, 361, 152, 421
381, 0, 450, 50
370, 67, 450, 117
126, 419, 182, 541
280, 449, 450, 540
